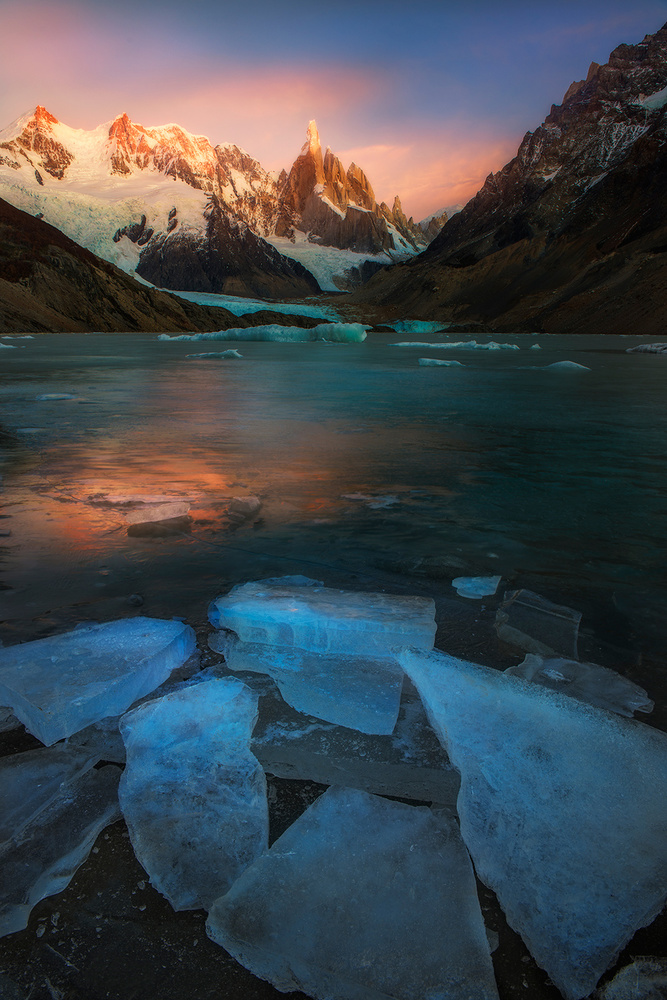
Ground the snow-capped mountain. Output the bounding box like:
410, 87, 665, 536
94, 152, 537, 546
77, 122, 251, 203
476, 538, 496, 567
354, 21, 667, 333
0, 109, 426, 295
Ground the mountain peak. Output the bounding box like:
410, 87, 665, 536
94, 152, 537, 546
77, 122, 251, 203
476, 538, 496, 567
304, 120, 321, 155
33, 106, 59, 127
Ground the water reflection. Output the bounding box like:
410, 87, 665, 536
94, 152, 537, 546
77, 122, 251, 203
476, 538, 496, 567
1, 332, 666, 664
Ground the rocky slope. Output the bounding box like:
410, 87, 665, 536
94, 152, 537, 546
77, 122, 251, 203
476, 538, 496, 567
352, 23, 667, 333
0, 110, 426, 296
0, 197, 319, 333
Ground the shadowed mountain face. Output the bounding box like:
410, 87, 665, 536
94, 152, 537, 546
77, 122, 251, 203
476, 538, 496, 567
0, 197, 314, 333
352, 23, 667, 333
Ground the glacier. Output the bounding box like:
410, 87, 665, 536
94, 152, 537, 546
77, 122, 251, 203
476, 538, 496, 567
399, 647, 667, 1000
206, 786, 499, 1000
119, 677, 268, 911
158, 322, 368, 343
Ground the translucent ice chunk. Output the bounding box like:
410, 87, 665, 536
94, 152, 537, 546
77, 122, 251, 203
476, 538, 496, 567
597, 957, 667, 999
0, 749, 120, 937
125, 502, 191, 524
452, 575, 502, 599
207, 786, 499, 1000
208, 580, 436, 655
495, 588, 581, 658
0, 618, 196, 745
505, 653, 654, 717
248, 673, 460, 803
400, 647, 667, 1000
119, 678, 268, 911
209, 631, 404, 735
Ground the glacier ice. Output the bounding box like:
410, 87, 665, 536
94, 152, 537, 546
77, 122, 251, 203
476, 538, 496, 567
400, 647, 667, 1000
1, 746, 120, 936
209, 630, 404, 735
247, 673, 460, 803
206, 786, 499, 1000
119, 677, 268, 911
418, 357, 464, 366
157, 322, 368, 343
505, 653, 654, 717
495, 588, 581, 658
0, 617, 196, 745
208, 579, 436, 655
452, 575, 502, 599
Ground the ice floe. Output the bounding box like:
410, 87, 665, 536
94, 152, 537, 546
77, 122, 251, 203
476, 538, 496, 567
119, 678, 268, 911
0, 618, 196, 745
400, 647, 667, 1000
207, 786, 499, 1000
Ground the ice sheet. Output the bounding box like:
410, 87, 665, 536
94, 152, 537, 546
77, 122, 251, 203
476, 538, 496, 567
207, 786, 499, 1000
119, 678, 268, 911
0, 618, 196, 745
400, 647, 667, 1000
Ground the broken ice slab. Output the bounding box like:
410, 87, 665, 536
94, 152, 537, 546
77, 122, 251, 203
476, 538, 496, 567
452, 575, 502, 599
208, 579, 436, 655
1, 748, 120, 937
596, 957, 667, 998
506, 653, 654, 717
124, 501, 191, 524
400, 647, 667, 1000
0, 617, 196, 746
209, 630, 404, 735
207, 786, 499, 1000
495, 588, 581, 658
119, 678, 268, 912
243, 672, 459, 804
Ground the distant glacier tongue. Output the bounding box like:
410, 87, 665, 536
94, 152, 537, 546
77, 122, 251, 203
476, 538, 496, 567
400, 648, 667, 1000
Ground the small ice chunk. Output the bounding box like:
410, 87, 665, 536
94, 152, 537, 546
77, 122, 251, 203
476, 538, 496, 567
0, 343, 17, 349
35, 393, 75, 400
530, 343, 542, 350
627, 343, 667, 354
597, 957, 667, 999
452, 575, 502, 599
210, 631, 404, 735
207, 786, 499, 1000
209, 581, 436, 655
0, 748, 120, 936
506, 654, 654, 717
400, 647, 667, 1000
495, 588, 581, 658
186, 350, 243, 358
418, 358, 464, 366
543, 361, 590, 370
228, 495, 261, 521
0, 618, 196, 745
119, 678, 268, 911
125, 502, 191, 524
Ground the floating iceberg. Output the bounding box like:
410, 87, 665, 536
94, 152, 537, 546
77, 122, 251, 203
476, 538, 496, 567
0, 618, 196, 745
207, 786, 499, 1000
158, 322, 368, 344
208, 579, 436, 655
626, 343, 667, 353
452, 575, 502, 599
400, 647, 667, 1000
185, 349, 243, 358
391, 340, 519, 350
418, 358, 464, 366
119, 678, 268, 911
388, 320, 451, 334
0, 343, 17, 349
1, 746, 120, 936
505, 653, 653, 717
209, 631, 404, 735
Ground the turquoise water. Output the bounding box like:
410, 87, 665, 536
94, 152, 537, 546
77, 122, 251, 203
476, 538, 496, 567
1, 331, 666, 672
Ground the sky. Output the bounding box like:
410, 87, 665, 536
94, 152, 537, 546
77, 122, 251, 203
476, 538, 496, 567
1, 0, 667, 219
